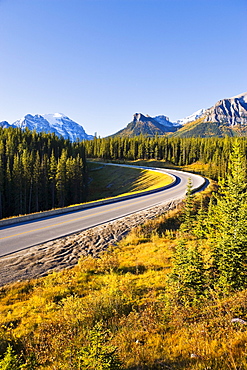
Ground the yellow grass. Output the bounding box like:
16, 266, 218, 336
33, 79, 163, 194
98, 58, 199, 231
0, 188, 246, 369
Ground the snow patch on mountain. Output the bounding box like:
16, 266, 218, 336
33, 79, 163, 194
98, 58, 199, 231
176, 108, 206, 125
153, 110, 206, 128
231, 92, 247, 102
12, 113, 94, 142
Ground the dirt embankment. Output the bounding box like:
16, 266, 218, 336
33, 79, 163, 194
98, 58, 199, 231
0, 199, 180, 287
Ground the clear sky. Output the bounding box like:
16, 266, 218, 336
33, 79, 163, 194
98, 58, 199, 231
0, 0, 246, 137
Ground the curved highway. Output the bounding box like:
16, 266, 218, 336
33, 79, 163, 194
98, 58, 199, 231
0, 166, 205, 257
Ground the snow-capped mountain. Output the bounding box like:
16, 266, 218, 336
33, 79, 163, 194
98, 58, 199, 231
153, 111, 206, 128
176, 108, 206, 125
11, 113, 94, 141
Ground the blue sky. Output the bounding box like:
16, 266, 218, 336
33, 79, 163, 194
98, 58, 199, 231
0, 0, 246, 137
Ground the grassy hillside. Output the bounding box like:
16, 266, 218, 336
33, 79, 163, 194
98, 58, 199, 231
86, 161, 173, 201
171, 117, 231, 138
171, 117, 247, 138
102, 159, 219, 182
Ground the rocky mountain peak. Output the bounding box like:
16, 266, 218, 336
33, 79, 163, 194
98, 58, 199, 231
204, 92, 247, 126
133, 113, 149, 122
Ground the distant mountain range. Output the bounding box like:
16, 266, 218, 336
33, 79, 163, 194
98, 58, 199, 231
1, 92, 247, 140
0, 113, 94, 142
111, 92, 247, 138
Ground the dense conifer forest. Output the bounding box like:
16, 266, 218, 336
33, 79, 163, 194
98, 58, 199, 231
84, 135, 247, 180
2, 127, 247, 220
0, 127, 87, 219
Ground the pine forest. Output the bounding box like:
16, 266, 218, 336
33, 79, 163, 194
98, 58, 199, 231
84, 135, 247, 180
0, 127, 87, 219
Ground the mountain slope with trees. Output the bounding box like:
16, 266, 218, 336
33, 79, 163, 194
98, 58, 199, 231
112, 113, 178, 137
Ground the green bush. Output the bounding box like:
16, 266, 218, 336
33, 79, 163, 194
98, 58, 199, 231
0, 345, 20, 370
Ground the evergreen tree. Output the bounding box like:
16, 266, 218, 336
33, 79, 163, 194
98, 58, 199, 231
33, 151, 41, 212
212, 140, 247, 292
0, 345, 21, 370
193, 197, 208, 239
0, 141, 4, 219
21, 149, 32, 214
12, 154, 23, 215
169, 240, 206, 304
56, 149, 67, 207
48, 151, 57, 209
180, 178, 194, 234
77, 322, 122, 370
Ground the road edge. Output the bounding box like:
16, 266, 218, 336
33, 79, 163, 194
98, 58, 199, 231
0, 165, 177, 228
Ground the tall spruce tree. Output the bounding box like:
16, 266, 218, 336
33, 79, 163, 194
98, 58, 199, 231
180, 178, 194, 234
169, 240, 205, 304
212, 140, 247, 292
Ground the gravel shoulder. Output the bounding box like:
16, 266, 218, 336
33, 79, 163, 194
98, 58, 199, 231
0, 199, 180, 287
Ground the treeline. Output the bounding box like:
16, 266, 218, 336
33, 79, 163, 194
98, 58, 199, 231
85, 136, 247, 179
0, 127, 87, 219
2, 128, 247, 220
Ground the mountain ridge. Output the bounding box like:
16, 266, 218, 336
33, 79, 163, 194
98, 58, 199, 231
172, 92, 247, 138
0, 113, 94, 142
1, 92, 247, 139
203, 92, 247, 126
110, 92, 247, 138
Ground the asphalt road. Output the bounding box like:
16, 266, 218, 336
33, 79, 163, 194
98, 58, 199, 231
0, 166, 205, 257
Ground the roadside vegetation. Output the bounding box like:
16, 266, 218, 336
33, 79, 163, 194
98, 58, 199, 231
0, 140, 247, 369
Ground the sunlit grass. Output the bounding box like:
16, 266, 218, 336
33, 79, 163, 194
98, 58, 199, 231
0, 185, 246, 369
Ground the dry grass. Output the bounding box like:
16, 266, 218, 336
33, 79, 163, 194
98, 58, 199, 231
0, 190, 246, 369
